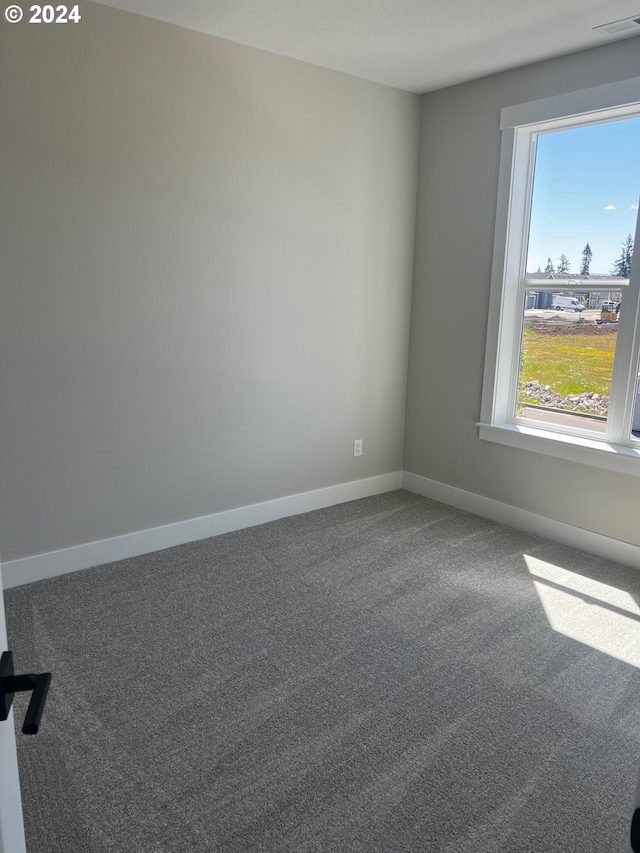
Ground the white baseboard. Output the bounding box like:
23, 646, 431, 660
2, 472, 402, 589
402, 471, 640, 571
7, 469, 635, 590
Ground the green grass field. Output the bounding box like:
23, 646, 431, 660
519, 327, 617, 398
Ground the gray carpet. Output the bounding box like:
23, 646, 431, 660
5, 489, 640, 852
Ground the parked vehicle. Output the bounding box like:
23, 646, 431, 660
596, 301, 618, 324
552, 295, 583, 312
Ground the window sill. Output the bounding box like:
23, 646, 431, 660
477, 421, 640, 477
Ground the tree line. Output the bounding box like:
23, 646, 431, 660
540, 234, 635, 277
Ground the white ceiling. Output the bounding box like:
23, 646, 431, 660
89, 0, 640, 93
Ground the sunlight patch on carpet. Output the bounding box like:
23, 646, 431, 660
524, 554, 640, 668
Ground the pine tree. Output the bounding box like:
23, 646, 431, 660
612, 234, 634, 277
544, 257, 554, 274
557, 254, 570, 274
580, 243, 592, 276
612, 249, 626, 277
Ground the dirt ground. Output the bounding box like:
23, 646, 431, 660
524, 320, 618, 336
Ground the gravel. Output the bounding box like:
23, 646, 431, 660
521, 379, 609, 416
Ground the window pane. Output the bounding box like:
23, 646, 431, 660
518, 293, 618, 433
632, 369, 640, 440
518, 115, 640, 435
526, 117, 640, 283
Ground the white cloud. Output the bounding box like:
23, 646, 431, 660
630, 204, 639, 210
603, 205, 616, 210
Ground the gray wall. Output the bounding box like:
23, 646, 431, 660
404, 38, 640, 547
0, 3, 420, 561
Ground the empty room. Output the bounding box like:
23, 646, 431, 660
1, 0, 640, 850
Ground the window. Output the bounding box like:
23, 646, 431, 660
479, 78, 640, 476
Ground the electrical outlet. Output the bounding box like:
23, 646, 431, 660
354, 439, 363, 457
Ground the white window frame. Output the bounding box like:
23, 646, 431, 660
479, 77, 640, 477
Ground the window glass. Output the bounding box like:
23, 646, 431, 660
526, 118, 640, 281
518, 292, 617, 433
516, 117, 640, 432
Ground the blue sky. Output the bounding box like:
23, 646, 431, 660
527, 116, 640, 275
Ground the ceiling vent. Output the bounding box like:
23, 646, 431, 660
593, 15, 640, 36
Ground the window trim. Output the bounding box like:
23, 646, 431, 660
479, 77, 640, 476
